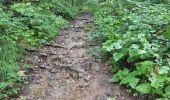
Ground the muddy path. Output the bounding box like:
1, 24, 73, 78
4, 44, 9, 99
17, 13, 135, 100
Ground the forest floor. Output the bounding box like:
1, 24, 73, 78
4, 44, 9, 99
16, 13, 135, 100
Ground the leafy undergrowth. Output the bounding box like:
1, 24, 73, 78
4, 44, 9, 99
93, 0, 170, 99
0, 37, 23, 99
0, 0, 77, 99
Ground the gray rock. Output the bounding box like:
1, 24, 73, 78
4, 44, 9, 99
39, 53, 48, 57
67, 43, 77, 49
90, 62, 100, 71
105, 88, 113, 96
70, 72, 79, 78
39, 64, 46, 69
84, 75, 91, 81
77, 67, 85, 73
50, 68, 58, 73
83, 82, 89, 87
53, 63, 72, 68
79, 73, 83, 78
49, 87, 66, 97
95, 94, 108, 100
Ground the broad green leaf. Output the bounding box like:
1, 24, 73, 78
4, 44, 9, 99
128, 49, 139, 62
136, 83, 151, 94
112, 75, 119, 82
152, 87, 164, 95
165, 86, 170, 97
113, 52, 124, 62
116, 69, 129, 80
149, 74, 167, 89
102, 40, 114, 52
120, 75, 132, 84
159, 66, 170, 74
139, 52, 151, 60
136, 61, 153, 74
118, 71, 139, 89
113, 40, 123, 49
151, 80, 160, 89
138, 50, 147, 55
129, 78, 139, 89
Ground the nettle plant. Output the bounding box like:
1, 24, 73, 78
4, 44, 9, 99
96, 0, 170, 99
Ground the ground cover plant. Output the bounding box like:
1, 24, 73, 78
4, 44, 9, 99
0, 0, 77, 99
94, 0, 170, 99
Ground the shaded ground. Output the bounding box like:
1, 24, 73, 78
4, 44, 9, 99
16, 13, 135, 100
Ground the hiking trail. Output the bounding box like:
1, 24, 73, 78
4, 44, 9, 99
17, 13, 135, 100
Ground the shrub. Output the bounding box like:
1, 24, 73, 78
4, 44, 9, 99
94, 0, 170, 99
10, 3, 68, 47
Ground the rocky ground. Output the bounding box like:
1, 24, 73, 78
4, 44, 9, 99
16, 13, 136, 100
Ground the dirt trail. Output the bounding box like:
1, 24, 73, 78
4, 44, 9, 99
17, 14, 135, 100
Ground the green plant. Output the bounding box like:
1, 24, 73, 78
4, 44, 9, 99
0, 0, 78, 99
10, 3, 68, 47
0, 37, 23, 99
94, 0, 170, 99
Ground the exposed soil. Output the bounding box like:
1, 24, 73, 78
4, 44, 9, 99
16, 13, 136, 100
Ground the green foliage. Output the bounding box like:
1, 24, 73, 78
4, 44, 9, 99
164, 25, 170, 39
51, 2, 78, 19
0, 37, 23, 99
10, 3, 67, 47
0, 0, 78, 99
94, 0, 170, 99
136, 83, 151, 94
39, 0, 78, 19
83, 0, 99, 12
75, 0, 102, 12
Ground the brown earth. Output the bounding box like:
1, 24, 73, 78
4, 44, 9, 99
15, 13, 136, 100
